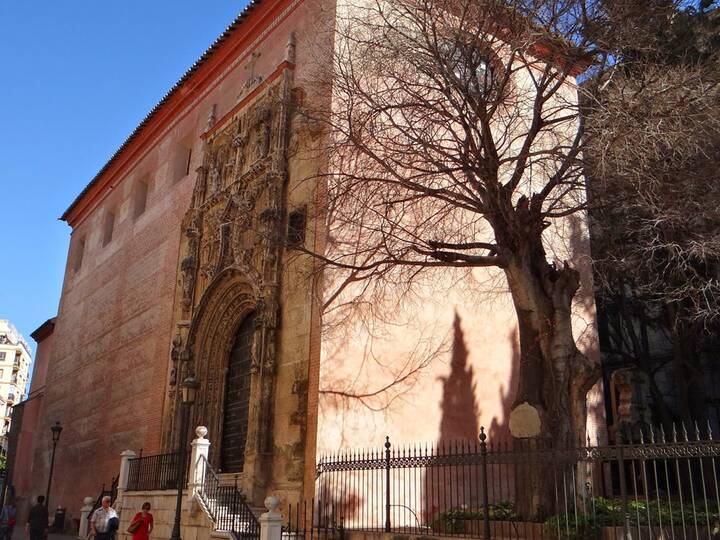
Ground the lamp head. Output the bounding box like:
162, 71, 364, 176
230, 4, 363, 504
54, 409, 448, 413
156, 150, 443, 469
50, 421, 63, 442
181, 376, 199, 404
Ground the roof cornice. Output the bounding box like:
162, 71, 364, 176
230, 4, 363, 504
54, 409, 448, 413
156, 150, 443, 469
30, 317, 56, 343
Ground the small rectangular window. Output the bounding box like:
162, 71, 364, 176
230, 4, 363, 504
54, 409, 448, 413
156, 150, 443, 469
73, 236, 86, 272
103, 209, 115, 246
185, 147, 193, 177
287, 207, 307, 248
174, 141, 193, 183
0, 369, 3, 379
0, 352, 5, 361
133, 178, 149, 219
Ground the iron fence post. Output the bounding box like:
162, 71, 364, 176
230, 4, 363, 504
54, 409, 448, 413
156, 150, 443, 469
480, 427, 491, 540
233, 474, 239, 536
617, 424, 631, 539
384, 436, 391, 532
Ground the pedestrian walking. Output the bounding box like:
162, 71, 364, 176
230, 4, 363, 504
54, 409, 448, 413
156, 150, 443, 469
25, 496, 48, 540
89, 496, 118, 540
0, 501, 17, 540
127, 502, 153, 540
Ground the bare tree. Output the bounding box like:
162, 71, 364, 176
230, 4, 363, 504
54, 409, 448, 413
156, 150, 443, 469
298, 0, 610, 454
586, 1, 720, 425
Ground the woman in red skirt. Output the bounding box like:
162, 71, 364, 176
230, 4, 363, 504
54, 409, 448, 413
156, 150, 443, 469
128, 502, 154, 540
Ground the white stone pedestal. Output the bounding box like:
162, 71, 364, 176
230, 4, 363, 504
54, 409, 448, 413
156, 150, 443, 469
260, 496, 283, 540
78, 496, 95, 539
188, 426, 211, 496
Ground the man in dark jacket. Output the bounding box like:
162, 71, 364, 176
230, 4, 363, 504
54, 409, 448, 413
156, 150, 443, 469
25, 496, 48, 540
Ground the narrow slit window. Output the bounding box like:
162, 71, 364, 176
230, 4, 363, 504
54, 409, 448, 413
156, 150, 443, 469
185, 147, 193, 176
133, 178, 149, 219
287, 207, 307, 248
174, 141, 193, 183
102, 209, 115, 246
73, 236, 86, 272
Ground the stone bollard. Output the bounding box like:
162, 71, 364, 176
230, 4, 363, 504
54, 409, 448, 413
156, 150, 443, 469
78, 497, 95, 539
188, 426, 211, 496
260, 496, 283, 540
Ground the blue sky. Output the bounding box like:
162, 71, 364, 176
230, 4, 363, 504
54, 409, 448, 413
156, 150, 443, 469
0, 2, 247, 352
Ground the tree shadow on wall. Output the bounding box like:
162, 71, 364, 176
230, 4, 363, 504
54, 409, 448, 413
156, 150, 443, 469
438, 311, 480, 441
421, 312, 481, 527
489, 326, 520, 445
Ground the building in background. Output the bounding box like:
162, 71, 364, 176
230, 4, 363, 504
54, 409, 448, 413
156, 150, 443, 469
0, 320, 31, 455
6, 318, 54, 521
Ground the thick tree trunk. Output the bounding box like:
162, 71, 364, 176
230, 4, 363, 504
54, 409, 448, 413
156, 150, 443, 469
504, 257, 599, 444
501, 250, 600, 518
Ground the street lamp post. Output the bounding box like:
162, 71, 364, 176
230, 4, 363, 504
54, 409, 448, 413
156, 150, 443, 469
170, 376, 199, 540
45, 421, 63, 508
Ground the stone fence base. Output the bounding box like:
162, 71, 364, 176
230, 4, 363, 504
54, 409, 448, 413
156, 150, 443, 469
117, 491, 217, 540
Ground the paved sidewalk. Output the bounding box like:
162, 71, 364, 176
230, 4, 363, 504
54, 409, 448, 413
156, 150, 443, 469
11, 528, 80, 540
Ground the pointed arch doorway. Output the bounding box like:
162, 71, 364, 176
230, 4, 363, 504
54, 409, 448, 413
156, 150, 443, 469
220, 310, 255, 473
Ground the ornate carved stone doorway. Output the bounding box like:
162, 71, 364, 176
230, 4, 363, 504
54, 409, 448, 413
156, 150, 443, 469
161, 67, 296, 503
220, 310, 255, 473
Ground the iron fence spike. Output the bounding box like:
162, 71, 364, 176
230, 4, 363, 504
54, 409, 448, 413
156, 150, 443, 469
707, 418, 713, 440
681, 421, 688, 441
694, 420, 701, 441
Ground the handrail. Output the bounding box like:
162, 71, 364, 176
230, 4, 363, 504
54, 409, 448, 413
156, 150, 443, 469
196, 455, 259, 538
86, 476, 118, 524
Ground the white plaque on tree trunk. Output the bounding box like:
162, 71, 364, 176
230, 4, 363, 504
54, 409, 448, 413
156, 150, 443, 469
509, 402, 542, 438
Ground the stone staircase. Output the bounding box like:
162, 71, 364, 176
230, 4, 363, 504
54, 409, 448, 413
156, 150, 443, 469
194, 457, 261, 540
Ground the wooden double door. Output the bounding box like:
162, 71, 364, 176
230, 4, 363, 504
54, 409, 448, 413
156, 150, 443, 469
220, 312, 255, 473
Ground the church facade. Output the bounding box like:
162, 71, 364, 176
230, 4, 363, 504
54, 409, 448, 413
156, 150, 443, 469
17, 0, 603, 527
24, 0, 330, 516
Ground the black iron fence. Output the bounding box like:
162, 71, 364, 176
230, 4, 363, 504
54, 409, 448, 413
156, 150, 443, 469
301, 424, 720, 539
285, 499, 345, 540
196, 455, 260, 539
126, 452, 188, 491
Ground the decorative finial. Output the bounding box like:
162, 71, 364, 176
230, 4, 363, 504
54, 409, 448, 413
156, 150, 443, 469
264, 495, 280, 512
285, 32, 296, 63
195, 426, 208, 439
206, 104, 217, 131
